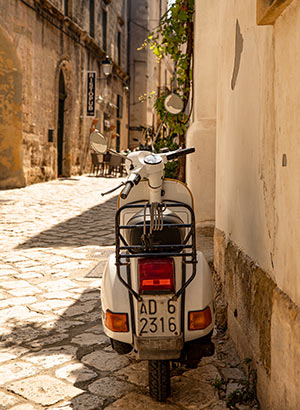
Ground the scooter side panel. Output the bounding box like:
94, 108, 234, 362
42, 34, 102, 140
101, 253, 133, 344
184, 251, 215, 342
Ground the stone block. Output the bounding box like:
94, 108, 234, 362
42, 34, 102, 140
116, 361, 148, 387
220, 367, 247, 381
81, 350, 129, 372
8, 375, 84, 406
0, 391, 20, 408
104, 392, 182, 410
56, 362, 97, 383
71, 332, 104, 346
169, 375, 218, 408
0, 361, 37, 384
183, 364, 221, 383
88, 377, 135, 399
24, 345, 77, 368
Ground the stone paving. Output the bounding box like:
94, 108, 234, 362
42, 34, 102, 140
0, 175, 259, 410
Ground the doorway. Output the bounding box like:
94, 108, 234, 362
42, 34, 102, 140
57, 70, 67, 176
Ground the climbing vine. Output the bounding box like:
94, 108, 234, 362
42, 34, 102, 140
140, 0, 194, 180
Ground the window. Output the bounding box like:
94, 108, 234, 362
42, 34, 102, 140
90, 0, 95, 38
117, 95, 123, 119
102, 9, 107, 51
64, 0, 69, 16
117, 31, 121, 66
116, 120, 121, 152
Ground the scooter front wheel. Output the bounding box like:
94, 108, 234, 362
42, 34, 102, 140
148, 360, 171, 402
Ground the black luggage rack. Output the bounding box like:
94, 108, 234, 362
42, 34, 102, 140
115, 201, 197, 301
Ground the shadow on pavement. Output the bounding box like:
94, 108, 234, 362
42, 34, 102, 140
1, 284, 143, 409
16, 196, 118, 249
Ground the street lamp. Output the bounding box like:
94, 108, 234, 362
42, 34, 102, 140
96, 56, 112, 105
102, 56, 112, 77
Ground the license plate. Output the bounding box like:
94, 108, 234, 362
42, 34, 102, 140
137, 295, 180, 337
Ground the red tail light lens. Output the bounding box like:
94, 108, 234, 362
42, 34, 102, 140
138, 258, 175, 293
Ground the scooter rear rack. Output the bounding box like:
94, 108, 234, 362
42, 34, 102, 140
115, 201, 197, 301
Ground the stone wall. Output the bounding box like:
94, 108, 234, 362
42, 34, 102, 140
214, 228, 300, 410
0, 26, 25, 189
0, 0, 128, 187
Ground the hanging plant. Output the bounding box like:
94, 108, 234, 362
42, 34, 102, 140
140, 0, 194, 180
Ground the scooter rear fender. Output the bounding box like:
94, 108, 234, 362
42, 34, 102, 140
101, 252, 215, 346
101, 253, 133, 344
184, 251, 215, 342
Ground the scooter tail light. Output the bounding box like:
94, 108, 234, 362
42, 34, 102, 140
188, 307, 212, 330
105, 309, 129, 332
138, 257, 175, 293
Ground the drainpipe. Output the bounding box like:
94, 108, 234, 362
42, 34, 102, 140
127, 0, 131, 149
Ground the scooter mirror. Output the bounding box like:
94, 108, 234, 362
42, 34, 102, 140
164, 94, 184, 115
90, 130, 108, 154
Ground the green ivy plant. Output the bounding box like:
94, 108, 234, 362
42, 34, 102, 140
140, 0, 194, 181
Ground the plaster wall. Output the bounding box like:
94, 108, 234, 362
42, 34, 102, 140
186, 0, 218, 225
215, 0, 275, 278
211, 0, 300, 408
272, 0, 300, 308
216, 0, 300, 309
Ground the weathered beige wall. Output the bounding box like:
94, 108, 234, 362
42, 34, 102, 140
215, 0, 275, 276
216, 0, 300, 307
186, 0, 218, 225
0, 26, 25, 189
196, 0, 300, 408
273, 0, 300, 308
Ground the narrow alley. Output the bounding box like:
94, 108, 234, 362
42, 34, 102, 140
0, 176, 258, 410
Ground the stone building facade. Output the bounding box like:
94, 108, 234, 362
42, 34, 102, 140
0, 0, 128, 188
127, 0, 173, 149
187, 0, 300, 409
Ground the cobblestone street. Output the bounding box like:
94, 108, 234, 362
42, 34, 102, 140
0, 176, 258, 410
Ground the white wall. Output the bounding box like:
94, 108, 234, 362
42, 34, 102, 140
214, 0, 300, 307
215, 0, 275, 276
186, 0, 219, 225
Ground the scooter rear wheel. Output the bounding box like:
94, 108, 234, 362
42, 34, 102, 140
148, 360, 171, 402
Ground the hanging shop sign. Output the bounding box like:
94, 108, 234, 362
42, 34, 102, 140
87, 71, 96, 117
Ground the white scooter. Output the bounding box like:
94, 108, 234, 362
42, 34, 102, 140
90, 95, 215, 402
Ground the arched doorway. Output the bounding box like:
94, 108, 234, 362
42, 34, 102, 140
0, 26, 25, 188
57, 70, 67, 177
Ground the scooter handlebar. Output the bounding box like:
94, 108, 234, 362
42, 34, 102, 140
120, 173, 141, 200
166, 147, 195, 161
120, 181, 134, 199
